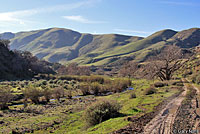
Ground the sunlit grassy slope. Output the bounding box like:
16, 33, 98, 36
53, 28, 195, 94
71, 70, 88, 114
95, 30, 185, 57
4, 27, 200, 66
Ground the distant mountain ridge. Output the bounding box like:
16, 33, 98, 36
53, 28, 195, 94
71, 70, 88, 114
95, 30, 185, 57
0, 27, 200, 66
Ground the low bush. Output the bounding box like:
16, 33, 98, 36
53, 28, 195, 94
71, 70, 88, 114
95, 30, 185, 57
195, 75, 200, 84
89, 82, 102, 95
130, 92, 136, 99
0, 86, 14, 110
79, 83, 90, 96
42, 87, 53, 103
154, 82, 167, 87
144, 87, 157, 95
24, 105, 45, 114
112, 78, 132, 93
83, 99, 121, 127
23, 85, 42, 104
53, 86, 65, 101
65, 90, 72, 99
171, 80, 183, 86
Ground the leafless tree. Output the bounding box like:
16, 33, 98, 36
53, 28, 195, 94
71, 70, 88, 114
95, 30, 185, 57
57, 62, 91, 75
146, 45, 189, 81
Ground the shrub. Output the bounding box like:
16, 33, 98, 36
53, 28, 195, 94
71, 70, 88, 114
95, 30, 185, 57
154, 82, 166, 87
83, 99, 121, 127
144, 87, 156, 95
171, 80, 183, 86
24, 105, 45, 114
101, 84, 112, 94
89, 82, 102, 95
79, 83, 90, 96
53, 86, 65, 101
130, 92, 136, 99
112, 78, 132, 93
23, 85, 42, 104
196, 75, 200, 84
191, 74, 198, 83
89, 76, 105, 84
42, 87, 53, 103
182, 70, 192, 77
0, 86, 14, 110
65, 90, 72, 99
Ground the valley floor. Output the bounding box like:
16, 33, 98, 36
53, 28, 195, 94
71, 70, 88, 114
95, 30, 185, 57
0, 78, 188, 134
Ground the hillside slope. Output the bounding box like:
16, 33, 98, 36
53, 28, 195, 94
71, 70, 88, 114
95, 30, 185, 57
0, 40, 54, 80
1, 28, 200, 66
3, 28, 142, 63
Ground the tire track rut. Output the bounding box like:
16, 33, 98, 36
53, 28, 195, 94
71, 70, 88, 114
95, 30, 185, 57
143, 80, 187, 134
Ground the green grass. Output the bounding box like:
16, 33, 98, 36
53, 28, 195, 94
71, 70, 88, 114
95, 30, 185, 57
0, 78, 180, 134
46, 79, 178, 134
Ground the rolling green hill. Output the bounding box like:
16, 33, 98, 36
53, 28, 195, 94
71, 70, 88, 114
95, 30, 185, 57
0, 27, 200, 66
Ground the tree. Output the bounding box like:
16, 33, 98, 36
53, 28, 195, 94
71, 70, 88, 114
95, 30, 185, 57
0, 39, 10, 49
146, 45, 189, 81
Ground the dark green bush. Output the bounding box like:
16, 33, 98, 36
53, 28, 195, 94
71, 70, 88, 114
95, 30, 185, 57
83, 99, 121, 127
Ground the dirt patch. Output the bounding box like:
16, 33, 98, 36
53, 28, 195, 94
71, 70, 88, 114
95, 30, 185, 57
172, 81, 196, 133
112, 90, 182, 134
143, 82, 187, 134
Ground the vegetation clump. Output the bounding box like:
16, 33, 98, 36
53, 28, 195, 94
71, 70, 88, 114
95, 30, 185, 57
0, 86, 13, 110
83, 99, 121, 127
24, 105, 45, 114
154, 82, 167, 87
23, 85, 42, 104
144, 87, 157, 95
130, 92, 137, 99
191, 74, 200, 84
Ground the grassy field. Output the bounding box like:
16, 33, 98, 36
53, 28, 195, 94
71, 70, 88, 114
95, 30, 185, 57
0, 76, 182, 134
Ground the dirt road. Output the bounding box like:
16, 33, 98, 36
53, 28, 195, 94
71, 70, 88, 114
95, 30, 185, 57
190, 82, 200, 132
143, 81, 188, 134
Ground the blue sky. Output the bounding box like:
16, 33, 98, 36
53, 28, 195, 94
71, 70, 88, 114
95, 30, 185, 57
0, 0, 199, 37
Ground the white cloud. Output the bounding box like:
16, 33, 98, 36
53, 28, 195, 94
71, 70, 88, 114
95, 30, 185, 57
63, 15, 107, 24
114, 29, 151, 34
0, 10, 38, 25
0, 0, 102, 32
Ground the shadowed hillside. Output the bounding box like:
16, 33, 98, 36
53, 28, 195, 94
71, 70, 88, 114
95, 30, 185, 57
0, 40, 55, 80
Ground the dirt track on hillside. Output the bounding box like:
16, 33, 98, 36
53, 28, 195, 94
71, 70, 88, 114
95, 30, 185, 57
143, 81, 187, 134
